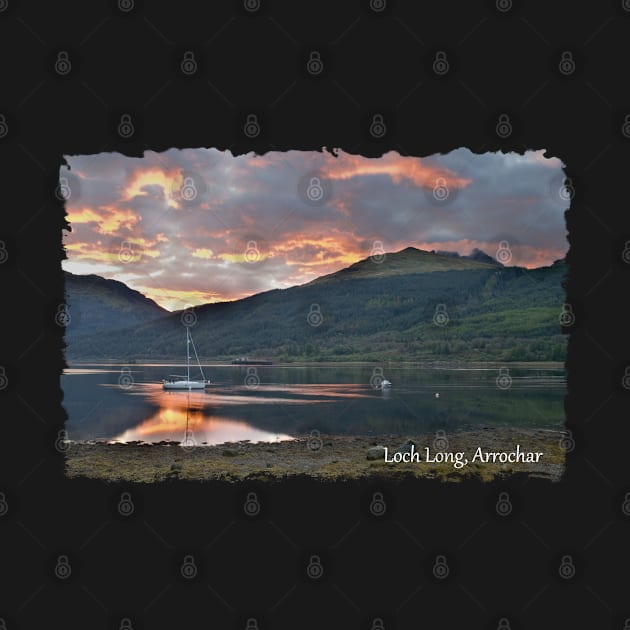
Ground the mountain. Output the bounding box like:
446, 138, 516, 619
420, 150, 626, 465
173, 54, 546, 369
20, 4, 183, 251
63, 248, 568, 363
63, 271, 169, 340
308, 246, 498, 285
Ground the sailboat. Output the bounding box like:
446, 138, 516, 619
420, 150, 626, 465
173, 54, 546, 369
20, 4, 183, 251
162, 326, 211, 390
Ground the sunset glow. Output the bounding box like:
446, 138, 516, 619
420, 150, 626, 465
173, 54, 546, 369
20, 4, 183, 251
61, 148, 567, 311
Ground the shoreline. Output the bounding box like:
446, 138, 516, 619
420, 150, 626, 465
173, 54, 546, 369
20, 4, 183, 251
65, 426, 566, 483
64, 360, 566, 369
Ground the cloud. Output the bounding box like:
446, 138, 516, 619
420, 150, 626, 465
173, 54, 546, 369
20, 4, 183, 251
61, 147, 567, 310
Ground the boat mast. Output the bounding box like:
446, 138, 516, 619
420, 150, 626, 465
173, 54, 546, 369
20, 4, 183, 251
188, 331, 207, 381
186, 327, 190, 383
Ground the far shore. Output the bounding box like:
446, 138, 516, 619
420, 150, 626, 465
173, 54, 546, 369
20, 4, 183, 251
65, 359, 566, 369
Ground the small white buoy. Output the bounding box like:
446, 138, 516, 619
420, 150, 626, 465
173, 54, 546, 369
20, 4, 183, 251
435, 392, 440, 398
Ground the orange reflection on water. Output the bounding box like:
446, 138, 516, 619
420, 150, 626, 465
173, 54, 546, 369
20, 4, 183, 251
111, 387, 295, 445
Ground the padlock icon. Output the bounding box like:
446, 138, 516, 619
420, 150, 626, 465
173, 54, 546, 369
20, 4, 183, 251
243, 114, 260, 138
0, 492, 8, 517
495, 240, 511, 264
55, 428, 69, 453
181, 428, 196, 450
495, 491, 512, 516
306, 554, 323, 579
496, 367, 512, 389
56, 176, 72, 201
433, 303, 449, 326
621, 492, 630, 517
180, 51, 197, 75
559, 429, 575, 452
495, 113, 512, 138
497, 618, 511, 630
307, 428, 322, 451
369, 491, 386, 516
622, 114, 630, 139
117, 491, 134, 516
117, 113, 134, 138
118, 367, 133, 389
242, 491, 261, 517
243, 491, 260, 516
54, 51, 71, 76
54, 554, 72, 579
181, 305, 197, 327
371, 618, 385, 630
245, 619, 259, 630
180, 176, 197, 201
559, 177, 574, 202
0, 114, 7, 139
244, 240, 260, 263
244, 367, 260, 389
370, 367, 384, 389
432, 51, 449, 75
558, 554, 575, 579
55, 303, 71, 327
370, 0, 386, 11
495, 0, 512, 12
621, 241, 630, 264
370, 240, 385, 263
244, 0, 261, 11
0, 366, 8, 390
307, 303, 323, 327
306, 176, 324, 202
432, 177, 449, 202
433, 429, 448, 451
119, 240, 135, 263
558, 50, 575, 76
118, 0, 134, 11
559, 303, 575, 327
432, 555, 449, 579
181, 554, 197, 579
119, 618, 133, 630
307, 51, 323, 75
369, 113, 386, 138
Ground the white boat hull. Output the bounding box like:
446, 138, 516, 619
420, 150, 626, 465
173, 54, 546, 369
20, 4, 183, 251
162, 380, 210, 390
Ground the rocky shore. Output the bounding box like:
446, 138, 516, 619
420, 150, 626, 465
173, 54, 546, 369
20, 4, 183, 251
65, 426, 566, 483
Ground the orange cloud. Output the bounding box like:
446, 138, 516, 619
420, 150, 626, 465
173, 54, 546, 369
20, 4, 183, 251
121, 167, 182, 206
319, 151, 472, 188
67, 205, 141, 235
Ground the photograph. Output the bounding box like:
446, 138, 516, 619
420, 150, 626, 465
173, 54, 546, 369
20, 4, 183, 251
59, 146, 569, 482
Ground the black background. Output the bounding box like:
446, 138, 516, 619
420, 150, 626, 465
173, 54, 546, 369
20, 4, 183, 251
1, 0, 629, 628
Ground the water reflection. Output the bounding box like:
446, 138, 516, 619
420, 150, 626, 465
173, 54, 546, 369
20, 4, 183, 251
113, 387, 294, 444
61, 364, 567, 445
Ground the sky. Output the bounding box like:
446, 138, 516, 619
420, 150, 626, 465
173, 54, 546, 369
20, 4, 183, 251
60, 147, 568, 312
